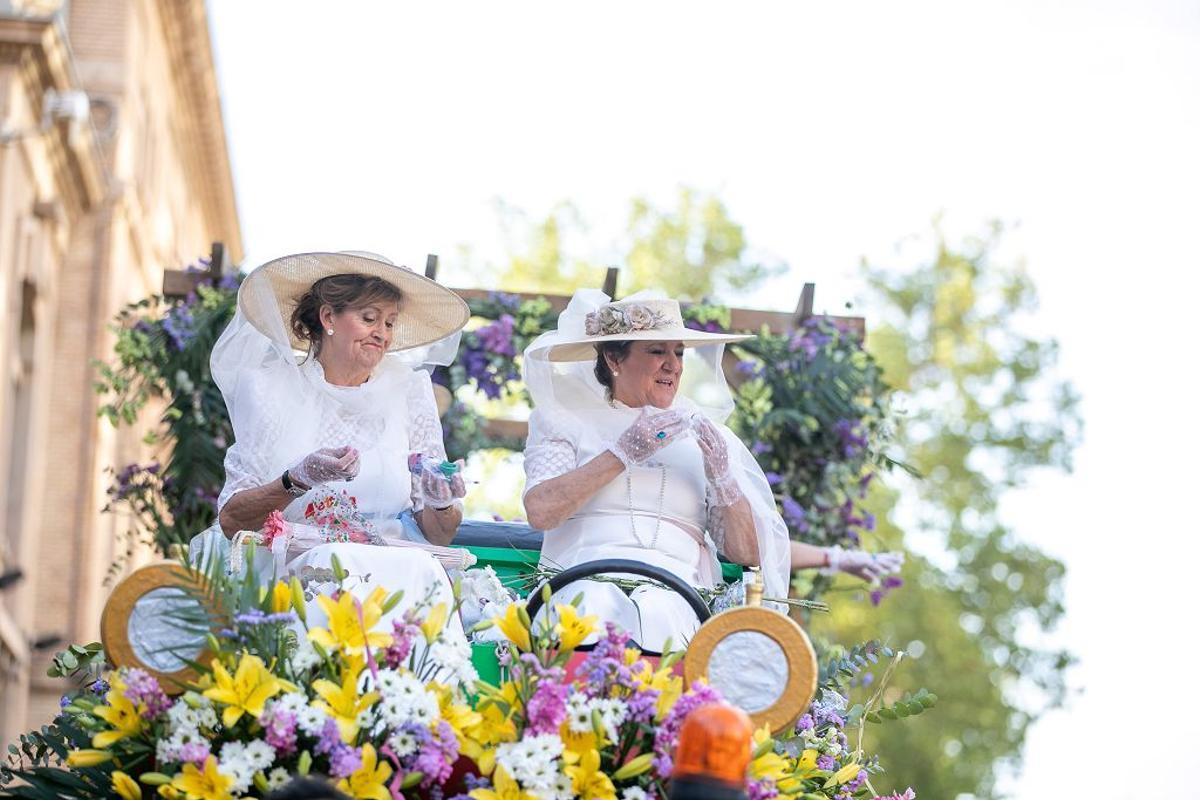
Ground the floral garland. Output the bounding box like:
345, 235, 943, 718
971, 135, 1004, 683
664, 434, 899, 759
1, 561, 922, 799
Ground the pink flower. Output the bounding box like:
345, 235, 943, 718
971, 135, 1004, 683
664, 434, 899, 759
262, 510, 287, 546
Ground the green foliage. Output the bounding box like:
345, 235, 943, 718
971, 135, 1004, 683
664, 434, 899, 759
495, 188, 780, 299
94, 273, 239, 559
816, 223, 1081, 798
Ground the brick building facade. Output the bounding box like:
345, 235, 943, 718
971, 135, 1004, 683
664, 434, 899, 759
0, 0, 240, 738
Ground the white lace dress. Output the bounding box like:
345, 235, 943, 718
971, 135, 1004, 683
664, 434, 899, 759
198, 357, 461, 635
523, 404, 732, 652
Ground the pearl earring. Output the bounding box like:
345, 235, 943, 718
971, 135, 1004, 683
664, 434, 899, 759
327, 329, 334, 336
612, 370, 619, 376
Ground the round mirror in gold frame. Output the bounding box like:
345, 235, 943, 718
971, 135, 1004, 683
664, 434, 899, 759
683, 605, 818, 734
100, 562, 214, 693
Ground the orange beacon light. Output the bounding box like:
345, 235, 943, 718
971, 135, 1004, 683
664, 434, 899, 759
668, 702, 754, 800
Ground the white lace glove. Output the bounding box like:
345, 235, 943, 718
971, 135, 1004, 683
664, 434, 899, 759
413, 456, 467, 510
608, 408, 690, 467
821, 546, 905, 582
693, 416, 743, 507
288, 445, 360, 488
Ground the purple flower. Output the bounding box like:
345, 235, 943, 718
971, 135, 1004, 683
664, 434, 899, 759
626, 687, 660, 724
735, 360, 762, 377
870, 575, 904, 607
386, 619, 420, 667
413, 720, 458, 787
873, 790, 916, 800
123, 668, 172, 718
525, 677, 569, 735
796, 713, 814, 731
748, 778, 779, 800
162, 304, 196, 351
817, 754, 837, 771
751, 440, 771, 456
765, 471, 783, 487
177, 740, 211, 765
59, 695, 71, 709
579, 623, 635, 695
90, 679, 110, 696
476, 314, 516, 358
260, 702, 298, 755
329, 744, 362, 779
314, 718, 343, 756
651, 682, 723, 778
781, 497, 809, 533
833, 419, 868, 459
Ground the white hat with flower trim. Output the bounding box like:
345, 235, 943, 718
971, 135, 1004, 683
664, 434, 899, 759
528, 294, 752, 362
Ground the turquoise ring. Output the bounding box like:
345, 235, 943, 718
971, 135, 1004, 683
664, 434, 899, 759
656, 431, 667, 440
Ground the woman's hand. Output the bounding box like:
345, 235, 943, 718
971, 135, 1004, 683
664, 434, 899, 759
417, 459, 467, 510
693, 416, 743, 507
289, 445, 360, 488
821, 546, 905, 582
609, 408, 690, 467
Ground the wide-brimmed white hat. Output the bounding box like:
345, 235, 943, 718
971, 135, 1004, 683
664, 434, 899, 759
529, 295, 752, 362
239, 251, 469, 353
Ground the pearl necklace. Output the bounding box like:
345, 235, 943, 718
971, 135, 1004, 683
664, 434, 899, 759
626, 464, 668, 549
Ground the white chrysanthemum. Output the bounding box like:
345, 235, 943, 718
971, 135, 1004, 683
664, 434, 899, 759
297, 704, 330, 736
595, 697, 628, 742
242, 739, 275, 772
379, 670, 426, 702
270, 692, 308, 717
565, 694, 594, 733
430, 636, 471, 671
217, 742, 254, 794
622, 788, 649, 800
388, 730, 418, 758
266, 768, 290, 791
289, 637, 321, 672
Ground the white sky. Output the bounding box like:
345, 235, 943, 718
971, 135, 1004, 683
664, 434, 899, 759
207, 2, 1200, 797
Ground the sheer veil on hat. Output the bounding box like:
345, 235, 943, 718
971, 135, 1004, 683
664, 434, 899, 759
212, 252, 467, 398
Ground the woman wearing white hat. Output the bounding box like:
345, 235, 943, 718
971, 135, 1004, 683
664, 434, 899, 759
202, 251, 470, 633
522, 289, 902, 652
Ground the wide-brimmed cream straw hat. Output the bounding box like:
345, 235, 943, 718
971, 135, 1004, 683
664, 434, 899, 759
531, 296, 752, 362
239, 251, 470, 353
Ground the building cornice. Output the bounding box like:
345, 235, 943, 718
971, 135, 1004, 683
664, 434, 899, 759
0, 15, 107, 215
155, 0, 243, 263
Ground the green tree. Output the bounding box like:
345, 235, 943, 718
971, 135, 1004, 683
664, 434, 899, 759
813, 223, 1081, 798
495, 188, 777, 299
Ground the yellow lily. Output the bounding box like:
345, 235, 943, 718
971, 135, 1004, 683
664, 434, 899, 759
469, 766, 537, 800
336, 743, 393, 800
431, 682, 483, 746
750, 724, 789, 781
420, 602, 450, 644
203, 653, 293, 728
825, 761, 863, 788
631, 660, 682, 721
494, 602, 531, 652
565, 748, 616, 800
465, 683, 519, 774
170, 756, 234, 800
270, 580, 292, 614
553, 604, 598, 652
308, 587, 392, 657
111, 770, 142, 800
795, 748, 820, 776
559, 723, 598, 765
65, 749, 113, 767
312, 664, 379, 743
92, 676, 145, 748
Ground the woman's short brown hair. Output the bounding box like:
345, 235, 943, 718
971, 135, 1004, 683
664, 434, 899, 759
290, 274, 402, 355
594, 340, 633, 400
